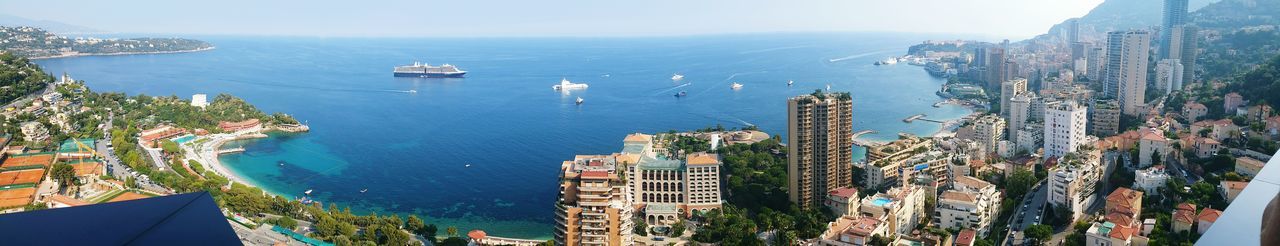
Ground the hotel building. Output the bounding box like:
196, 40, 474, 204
617, 133, 723, 225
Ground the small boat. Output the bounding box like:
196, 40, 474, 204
787, 80, 794, 86
278, 161, 285, 166
304, 189, 313, 196
675, 91, 687, 97
731, 82, 743, 90
671, 74, 684, 81
465, 163, 472, 168
575, 97, 585, 105
360, 189, 368, 193
407, 90, 418, 93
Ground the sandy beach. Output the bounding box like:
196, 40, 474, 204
183, 133, 266, 187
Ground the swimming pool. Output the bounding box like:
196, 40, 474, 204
171, 134, 196, 145
872, 197, 893, 206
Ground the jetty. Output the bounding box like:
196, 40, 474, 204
850, 130, 883, 148
216, 147, 245, 154
851, 130, 876, 139
903, 114, 926, 123
903, 114, 945, 123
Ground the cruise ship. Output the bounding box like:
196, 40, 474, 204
393, 62, 467, 78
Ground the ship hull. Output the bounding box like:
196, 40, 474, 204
394, 72, 467, 78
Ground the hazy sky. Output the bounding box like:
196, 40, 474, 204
2, 0, 1103, 38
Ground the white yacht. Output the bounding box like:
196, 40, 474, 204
552, 78, 589, 91
731, 82, 743, 90
671, 74, 684, 81
576, 97, 585, 104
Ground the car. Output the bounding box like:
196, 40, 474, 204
654, 237, 665, 241
1034, 216, 1041, 222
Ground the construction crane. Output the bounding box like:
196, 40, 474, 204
71, 138, 100, 162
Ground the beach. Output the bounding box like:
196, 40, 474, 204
183, 132, 266, 187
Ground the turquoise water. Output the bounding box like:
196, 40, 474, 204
272, 225, 334, 246
873, 197, 893, 207
35, 33, 972, 239
171, 134, 196, 145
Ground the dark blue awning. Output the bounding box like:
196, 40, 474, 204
0, 191, 242, 245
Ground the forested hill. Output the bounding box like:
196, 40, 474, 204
1231, 55, 1280, 110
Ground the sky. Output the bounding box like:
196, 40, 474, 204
1, 0, 1104, 38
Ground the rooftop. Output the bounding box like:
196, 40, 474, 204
940, 191, 977, 203
686, 152, 719, 166
1198, 208, 1222, 223
829, 187, 858, 199
953, 175, 993, 190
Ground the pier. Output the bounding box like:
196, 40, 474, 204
850, 130, 883, 148
216, 147, 245, 154
903, 113, 945, 123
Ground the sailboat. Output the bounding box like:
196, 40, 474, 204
731, 82, 743, 90
787, 80, 794, 86
575, 97, 585, 105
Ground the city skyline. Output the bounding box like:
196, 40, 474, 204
1, 0, 1103, 38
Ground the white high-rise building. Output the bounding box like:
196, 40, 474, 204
1008, 93, 1033, 143
1155, 59, 1184, 94
1105, 30, 1152, 116
191, 94, 209, 108
1001, 78, 1027, 118
1044, 101, 1088, 159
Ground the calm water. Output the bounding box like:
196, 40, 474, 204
36, 33, 971, 239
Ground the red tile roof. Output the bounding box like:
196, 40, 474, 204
829, 187, 858, 199
1174, 203, 1197, 224
956, 229, 977, 246
1198, 208, 1222, 223
218, 119, 261, 132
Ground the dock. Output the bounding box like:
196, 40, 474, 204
851, 130, 876, 139
216, 147, 245, 154
850, 130, 882, 148
903, 114, 945, 124
903, 114, 926, 123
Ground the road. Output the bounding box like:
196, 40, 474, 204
1, 82, 51, 110
1003, 180, 1048, 246
97, 113, 168, 194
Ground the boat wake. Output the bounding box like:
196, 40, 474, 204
827, 49, 898, 63
738, 45, 812, 55
687, 112, 754, 127
652, 82, 693, 96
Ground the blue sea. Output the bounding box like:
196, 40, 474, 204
36, 33, 972, 239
